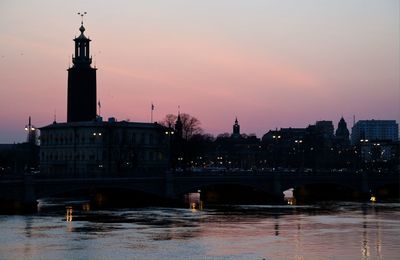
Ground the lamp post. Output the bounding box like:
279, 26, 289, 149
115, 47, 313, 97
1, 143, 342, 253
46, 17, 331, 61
24, 116, 37, 173
359, 139, 369, 169
294, 139, 303, 169
165, 128, 174, 171
24, 116, 37, 145
93, 131, 102, 176
272, 135, 281, 171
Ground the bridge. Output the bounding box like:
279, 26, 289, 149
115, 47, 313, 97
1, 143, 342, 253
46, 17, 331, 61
0, 171, 398, 211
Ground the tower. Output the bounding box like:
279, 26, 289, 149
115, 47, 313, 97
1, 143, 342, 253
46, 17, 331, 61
335, 117, 350, 144
232, 117, 240, 138
175, 112, 183, 140
67, 20, 97, 122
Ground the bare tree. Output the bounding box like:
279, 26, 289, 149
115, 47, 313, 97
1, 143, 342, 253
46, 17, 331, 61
161, 113, 203, 140
161, 114, 177, 128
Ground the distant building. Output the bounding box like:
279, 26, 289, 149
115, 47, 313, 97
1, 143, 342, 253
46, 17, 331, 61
315, 121, 334, 138
39, 120, 168, 175
351, 120, 399, 144
39, 21, 169, 176
335, 117, 350, 145
262, 127, 307, 143
358, 140, 398, 164
262, 128, 307, 168
231, 117, 241, 139
0, 118, 40, 175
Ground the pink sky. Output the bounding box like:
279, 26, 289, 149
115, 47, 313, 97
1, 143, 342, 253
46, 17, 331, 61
0, 0, 399, 143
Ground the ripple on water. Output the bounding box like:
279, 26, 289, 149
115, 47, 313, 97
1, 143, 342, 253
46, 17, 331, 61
0, 202, 399, 259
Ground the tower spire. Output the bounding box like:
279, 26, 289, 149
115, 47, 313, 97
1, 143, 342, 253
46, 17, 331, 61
67, 14, 97, 122
232, 116, 240, 138
72, 12, 92, 68
175, 106, 183, 139
77, 12, 87, 25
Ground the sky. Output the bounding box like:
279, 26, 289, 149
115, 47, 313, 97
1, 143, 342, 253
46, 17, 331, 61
0, 0, 399, 143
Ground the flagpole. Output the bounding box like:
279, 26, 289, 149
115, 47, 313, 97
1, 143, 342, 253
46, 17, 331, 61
151, 103, 154, 123
98, 101, 101, 117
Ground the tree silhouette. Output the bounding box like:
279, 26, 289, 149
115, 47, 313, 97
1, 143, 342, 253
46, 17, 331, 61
161, 113, 203, 140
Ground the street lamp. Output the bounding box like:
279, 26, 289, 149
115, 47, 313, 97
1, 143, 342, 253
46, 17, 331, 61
165, 128, 174, 170
358, 139, 369, 170
294, 140, 303, 169
217, 156, 223, 166
24, 116, 37, 144
271, 134, 281, 171
24, 116, 37, 173
92, 131, 103, 176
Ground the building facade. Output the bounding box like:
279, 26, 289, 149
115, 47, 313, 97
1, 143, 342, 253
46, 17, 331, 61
40, 120, 169, 175
39, 22, 170, 176
351, 120, 399, 144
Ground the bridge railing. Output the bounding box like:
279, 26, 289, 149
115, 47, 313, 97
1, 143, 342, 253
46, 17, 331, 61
1, 168, 397, 181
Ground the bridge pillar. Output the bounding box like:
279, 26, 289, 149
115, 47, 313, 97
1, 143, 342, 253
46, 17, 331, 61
359, 173, 371, 199
272, 173, 284, 202
23, 174, 38, 211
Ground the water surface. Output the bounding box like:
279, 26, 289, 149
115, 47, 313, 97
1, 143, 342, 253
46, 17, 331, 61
0, 201, 399, 259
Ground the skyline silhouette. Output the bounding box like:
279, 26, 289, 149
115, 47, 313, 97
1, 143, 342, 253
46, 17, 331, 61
0, 0, 399, 143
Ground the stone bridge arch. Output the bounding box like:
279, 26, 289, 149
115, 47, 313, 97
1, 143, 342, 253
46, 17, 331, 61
372, 182, 399, 199
174, 179, 281, 204
280, 178, 366, 201
33, 177, 168, 207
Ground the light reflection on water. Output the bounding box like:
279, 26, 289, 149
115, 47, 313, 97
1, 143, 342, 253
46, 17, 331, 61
0, 201, 399, 259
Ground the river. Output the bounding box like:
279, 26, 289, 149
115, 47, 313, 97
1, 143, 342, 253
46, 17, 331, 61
0, 200, 399, 259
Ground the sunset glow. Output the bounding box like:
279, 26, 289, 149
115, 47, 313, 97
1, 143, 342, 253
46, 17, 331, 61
0, 0, 399, 142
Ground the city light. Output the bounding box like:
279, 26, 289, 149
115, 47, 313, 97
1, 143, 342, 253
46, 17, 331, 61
65, 206, 73, 222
